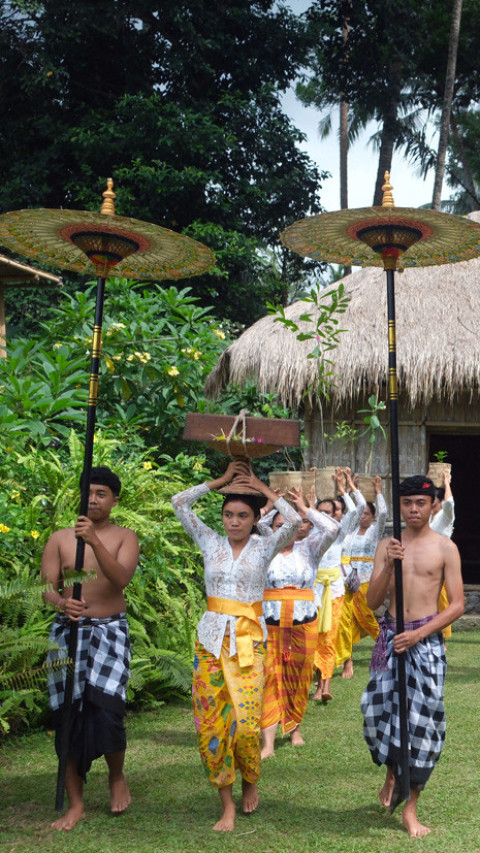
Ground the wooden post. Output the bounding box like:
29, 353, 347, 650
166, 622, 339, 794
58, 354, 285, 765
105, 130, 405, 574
386, 267, 410, 801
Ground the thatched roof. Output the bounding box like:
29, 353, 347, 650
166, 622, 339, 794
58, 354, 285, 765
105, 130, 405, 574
0, 253, 62, 286
205, 219, 480, 409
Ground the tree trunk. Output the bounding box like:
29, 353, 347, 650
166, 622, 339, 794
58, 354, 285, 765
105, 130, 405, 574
449, 112, 478, 211
431, 0, 463, 210
373, 61, 403, 206
339, 97, 348, 210
340, 1, 351, 275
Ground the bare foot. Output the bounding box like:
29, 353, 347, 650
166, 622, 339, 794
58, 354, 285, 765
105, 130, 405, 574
110, 774, 131, 814
321, 691, 333, 704
311, 687, 323, 701
290, 728, 305, 746
342, 658, 354, 678
213, 802, 236, 832
402, 809, 431, 838
378, 767, 395, 807
50, 804, 86, 831
261, 745, 275, 759
242, 780, 259, 814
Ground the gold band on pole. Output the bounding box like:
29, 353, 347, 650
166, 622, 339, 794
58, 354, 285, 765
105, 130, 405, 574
88, 374, 99, 405
91, 325, 102, 358
388, 320, 396, 350
389, 367, 398, 399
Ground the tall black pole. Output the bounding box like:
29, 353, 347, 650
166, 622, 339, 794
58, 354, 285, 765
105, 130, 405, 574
385, 266, 410, 801
55, 274, 106, 811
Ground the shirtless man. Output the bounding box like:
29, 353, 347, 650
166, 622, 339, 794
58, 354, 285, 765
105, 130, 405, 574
42, 466, 139, 831
361, 475, 464, 838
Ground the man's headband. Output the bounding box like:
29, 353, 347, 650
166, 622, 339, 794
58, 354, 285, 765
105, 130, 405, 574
399, 475, 435, 498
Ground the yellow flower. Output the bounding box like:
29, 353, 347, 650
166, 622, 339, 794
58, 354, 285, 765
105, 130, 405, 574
30, 530, 40, 539
111, 322, 126, 330
0, 523, 11, 534
142, 461, 152, 470
104, 355, 115, 373
127, 354, 135, 362
193, 350, 202, 361
168, 366, 179, 376
213, 328, 225, 339
11, 491, 20, 500
53, 342, 62, 349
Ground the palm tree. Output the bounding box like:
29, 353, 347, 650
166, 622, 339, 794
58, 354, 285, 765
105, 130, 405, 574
432, 0, 464, 209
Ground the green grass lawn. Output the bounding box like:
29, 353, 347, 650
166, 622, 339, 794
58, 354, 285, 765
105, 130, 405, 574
1, 630, 478, 853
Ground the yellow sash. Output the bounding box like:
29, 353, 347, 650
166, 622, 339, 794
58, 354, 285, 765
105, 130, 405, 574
207, 596, 263, 668
263, 587, 315, 661
341, 556, 351, 564
315, 566, 341, 634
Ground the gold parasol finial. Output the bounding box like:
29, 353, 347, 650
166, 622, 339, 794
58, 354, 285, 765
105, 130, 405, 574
381, 172, 395, 207
100, 178, 116, 216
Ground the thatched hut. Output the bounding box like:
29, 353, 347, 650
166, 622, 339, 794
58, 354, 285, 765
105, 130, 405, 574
205, 251, 480, 585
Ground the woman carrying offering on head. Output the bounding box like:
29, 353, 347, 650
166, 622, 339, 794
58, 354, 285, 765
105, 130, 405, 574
258, 486, 340, 758
171, 459, 301, 833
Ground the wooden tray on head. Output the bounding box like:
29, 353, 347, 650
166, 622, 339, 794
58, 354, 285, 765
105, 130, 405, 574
183, 412, 300, 459
216, 482, 268, 507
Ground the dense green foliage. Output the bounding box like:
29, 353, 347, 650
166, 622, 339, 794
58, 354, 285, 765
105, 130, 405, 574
0, 0, 328, 326
0, 280, 298, 736
0, 428, 216, 734
299, 0, 480, 208
1, 278, 228, 451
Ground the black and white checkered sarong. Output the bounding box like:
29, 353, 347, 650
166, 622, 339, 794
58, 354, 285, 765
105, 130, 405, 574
361, 616, 446, 791
47, 613, 130, 714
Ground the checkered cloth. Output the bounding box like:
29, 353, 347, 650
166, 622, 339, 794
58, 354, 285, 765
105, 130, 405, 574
47, 613, 130, 713
361, 614, 446, 792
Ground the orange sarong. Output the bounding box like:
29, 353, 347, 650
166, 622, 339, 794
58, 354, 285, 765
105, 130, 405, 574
314, 595, 344, 679
261, 587, 317, 734
263, 587, 315, 662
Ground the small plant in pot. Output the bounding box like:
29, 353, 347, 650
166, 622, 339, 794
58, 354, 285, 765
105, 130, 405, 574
427, 451, 452, 488
355, 395, 387, 500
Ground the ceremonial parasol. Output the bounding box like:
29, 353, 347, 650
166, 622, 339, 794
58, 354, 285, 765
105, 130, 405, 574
280, 173, 480, 804
0, 179, 216, 811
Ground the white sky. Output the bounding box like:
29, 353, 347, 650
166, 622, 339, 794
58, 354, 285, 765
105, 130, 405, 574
281, 1, 436, 212
282, 87, 436, 211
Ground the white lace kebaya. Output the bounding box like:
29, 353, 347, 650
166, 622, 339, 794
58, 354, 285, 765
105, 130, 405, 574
258, 507, 340, 623
172, 483, 301, 660
314, 489, 366, 605
346, 492, 388, 583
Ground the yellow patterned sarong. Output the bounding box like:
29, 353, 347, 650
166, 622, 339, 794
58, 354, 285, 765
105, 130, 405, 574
192, 637, 265, 789
335, 582, 379, 667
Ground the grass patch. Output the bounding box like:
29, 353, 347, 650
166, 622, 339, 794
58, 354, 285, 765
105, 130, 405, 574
1, 631, 478, 853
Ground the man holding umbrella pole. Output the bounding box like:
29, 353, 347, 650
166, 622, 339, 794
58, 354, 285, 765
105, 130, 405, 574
361, 475, 464, 838
42, 466, 139, 831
